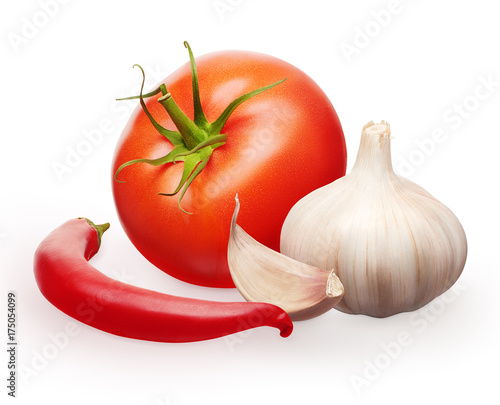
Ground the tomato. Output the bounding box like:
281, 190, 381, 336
112, 43, 346, 288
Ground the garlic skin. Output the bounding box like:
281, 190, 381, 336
228, 195, 344, 321
280, 121, 467, 318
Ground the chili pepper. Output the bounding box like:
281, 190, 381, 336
33, 218, 293, 343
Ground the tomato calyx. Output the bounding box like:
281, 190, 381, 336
114, 42, 285, 214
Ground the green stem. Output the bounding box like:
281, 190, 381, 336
81, 218, 110, 247
158, 93, 206, 150
114, 42, 286, 214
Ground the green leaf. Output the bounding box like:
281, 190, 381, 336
184, 41, 209, 129
158, 152, 210, 214
114, 144, 189, 182
211, 78, 286, 135
124, 65, 183, 145
116, 85, 164, 101
173, 133, 228, 159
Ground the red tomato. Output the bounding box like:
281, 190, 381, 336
112, 45, 346, 288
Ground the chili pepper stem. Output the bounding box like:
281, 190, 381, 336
80, 218, 110, 246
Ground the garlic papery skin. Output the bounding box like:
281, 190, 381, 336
280, 121, 467, 318
228, 195, 344, 321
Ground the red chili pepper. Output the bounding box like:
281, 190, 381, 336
33, 218, 293, 343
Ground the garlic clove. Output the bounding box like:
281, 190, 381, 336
228, 195, 344, 321
280, 121, 467, 318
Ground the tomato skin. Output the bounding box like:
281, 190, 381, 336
112, 50, 346, 288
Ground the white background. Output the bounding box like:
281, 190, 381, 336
2, 0, 499, 404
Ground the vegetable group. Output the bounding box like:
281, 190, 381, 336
112, 42, 346, 288
34, 40, 468, 344
280, 121, 468, 318
33, 218, 293, 342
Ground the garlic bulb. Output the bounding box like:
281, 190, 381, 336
280, 121, 467, 318
228, 195, 344, 321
